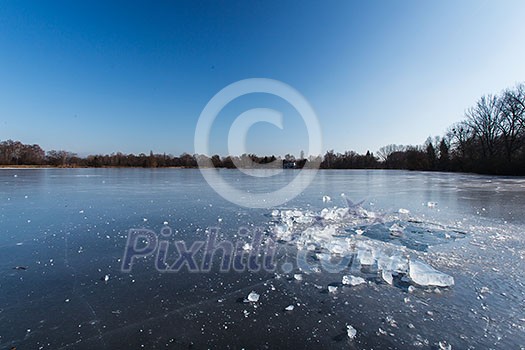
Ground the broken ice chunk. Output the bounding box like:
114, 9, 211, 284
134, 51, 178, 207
409, 260, 454, 287
322, 195, 331, 203
342, 275, 366, 286
246, 291, 260, 302
438, 341, 452, 350
328, 286, 338, 293
389, 223, 404, 236
346, 325, 357, 340
381, 270, 393, 285
427, 201, 437, 208
284, 305, 294, 311
398, 208, 410, 214
385, 315, 398, 328
357, 248, 374, 265
294, 273, 303, 281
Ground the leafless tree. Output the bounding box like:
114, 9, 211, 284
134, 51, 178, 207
465, 95, 501, 158
447, 122, 473, 159
498, 84, 525, 161
377, 144, 406, 162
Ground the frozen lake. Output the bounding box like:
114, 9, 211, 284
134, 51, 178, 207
1, 168, 524, 349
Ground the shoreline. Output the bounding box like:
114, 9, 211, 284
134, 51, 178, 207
1, 165, 519, 178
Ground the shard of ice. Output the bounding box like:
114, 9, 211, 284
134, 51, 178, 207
409, 260, 454, 287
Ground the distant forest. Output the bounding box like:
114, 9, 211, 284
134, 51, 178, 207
1, 83, 524, 175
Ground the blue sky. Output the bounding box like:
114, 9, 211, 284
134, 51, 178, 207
1, 0, 525, 157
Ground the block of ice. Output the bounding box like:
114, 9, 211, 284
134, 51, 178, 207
328, 286, 338, 293
409, 260, 454, 287
438, 341, 452, 350
284, 305, 294, 311
357, 248, 374, 265
246, 291, 260, 302
322, 195, 331, 203
326, 242, 346, 255
342, 275, 366, 286
346, 325, 357, 340
389, 223, 404, 236
381, 269, 393, 285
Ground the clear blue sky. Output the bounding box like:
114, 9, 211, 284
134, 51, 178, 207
1, 0, 525, 157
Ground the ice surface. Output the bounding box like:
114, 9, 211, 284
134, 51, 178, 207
409, 260, 454, 287
4, 169, 525, 350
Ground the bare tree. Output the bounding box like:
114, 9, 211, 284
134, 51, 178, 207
498, 84, 525, 161
465, 95, 500, 158
448, 122, 473, 159
377, 144, 406, 162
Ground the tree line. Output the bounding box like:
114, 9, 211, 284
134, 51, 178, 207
1, 83, 524, 175
377, 83, 525, 174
